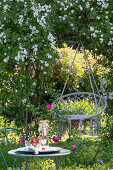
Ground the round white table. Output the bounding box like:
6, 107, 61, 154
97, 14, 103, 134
8, 147, 71, 170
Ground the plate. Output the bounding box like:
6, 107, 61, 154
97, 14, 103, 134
39, 147, 61, 153
17, 147, 34, 152
17, 147, 61, 153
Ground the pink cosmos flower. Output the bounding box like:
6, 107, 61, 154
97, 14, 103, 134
71, 145, 77, 151
20, 137, 25, 143
46, 104, 51, 110
74, 122, 79, 126
52, 136, 59, 142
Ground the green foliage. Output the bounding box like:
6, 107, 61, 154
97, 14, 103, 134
53, 99, 99, 116
101, 115, 113, 140
45, 44, 110, 94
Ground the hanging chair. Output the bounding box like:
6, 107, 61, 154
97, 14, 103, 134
51, 42, 107, 136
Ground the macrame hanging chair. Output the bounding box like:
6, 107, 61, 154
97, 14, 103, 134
51, 42, 107, 136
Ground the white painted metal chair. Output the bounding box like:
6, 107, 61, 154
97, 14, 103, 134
51, 43, 107, 136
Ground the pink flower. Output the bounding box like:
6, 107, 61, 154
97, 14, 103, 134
20, 137, 25, 143
58, 136, 61, 140
46, 104, 51, 110
52, 136, 59, 142
71, 145, 76, 151
74, 122, 79, 126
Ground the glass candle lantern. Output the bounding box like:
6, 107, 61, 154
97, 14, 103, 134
38, 120, 49, 148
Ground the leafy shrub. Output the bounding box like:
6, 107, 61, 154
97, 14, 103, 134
53, 99, 101, 116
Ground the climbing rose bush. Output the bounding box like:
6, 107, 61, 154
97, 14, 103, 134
0, 0, 113, 124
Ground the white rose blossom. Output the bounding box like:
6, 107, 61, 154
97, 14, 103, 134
79, 5, 83, 11
3, 4, 9, 11
47, 53, 52, 59
40, 60, 44, 63
41, 66, 43, 70
22, 99, 27, 104
109, 92, 113, 100
43, 71, 47, 74
86, 2, 90, 9
90, 27, 94, 32
3, 56, 9, 63
33, 82, 36, 86
99, 38, 104, 43
45, 61, 49, 67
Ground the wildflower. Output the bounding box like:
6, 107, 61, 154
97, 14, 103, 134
3, 56, 9, 63
52, 136, 59, 142
20, 137, 25, 143
43, 71, 47, 74
99, 38, 104, 43
90, 27, 94, 32
33, 82, 36, 86
46, 104, 51, 109
58, 136, 61, 140
74, 122, 79, 126
71, 145, 77, 151
22, 99, 27, 104
79, 5, 83, 11
100, 160, 103, 163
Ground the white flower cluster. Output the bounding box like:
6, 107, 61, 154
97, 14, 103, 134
47, 53, 52, 59
18, 15, 24, 26
45, 61, 49, 67
58, 1, 69, 11
0, 32, 6, 43
59, 14, 67, 21
39, 54, 51, 74
32, 44, 38, 52
0, 24, 4, 30
31, 2, 51, 28
15, 44, 28, 62
99, 38, 104, 43
90, 25, 112, 45
85, 2, 90, 9
96, 0, 109, 9
47, 32, 56, 50
3, 4, 9, 11
29, 25, 39, 34
33, 82, 36, 86
90, 27, 94, 32
79, 5, 83, 11
3, 56, 9, 63
109, 92, 113, 100
108, 40, 112, 46
22, 98, 27, 104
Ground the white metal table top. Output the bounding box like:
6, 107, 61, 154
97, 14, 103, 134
8, 147, 71, 158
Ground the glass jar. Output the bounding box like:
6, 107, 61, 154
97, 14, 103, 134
38, 120, 49, 149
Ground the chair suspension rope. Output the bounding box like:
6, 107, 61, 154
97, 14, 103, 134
60, 43, 80, 98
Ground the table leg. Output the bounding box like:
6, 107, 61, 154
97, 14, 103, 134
19, 157, 22, 170
26, 157, 29, 170
56, 157, 59, 170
